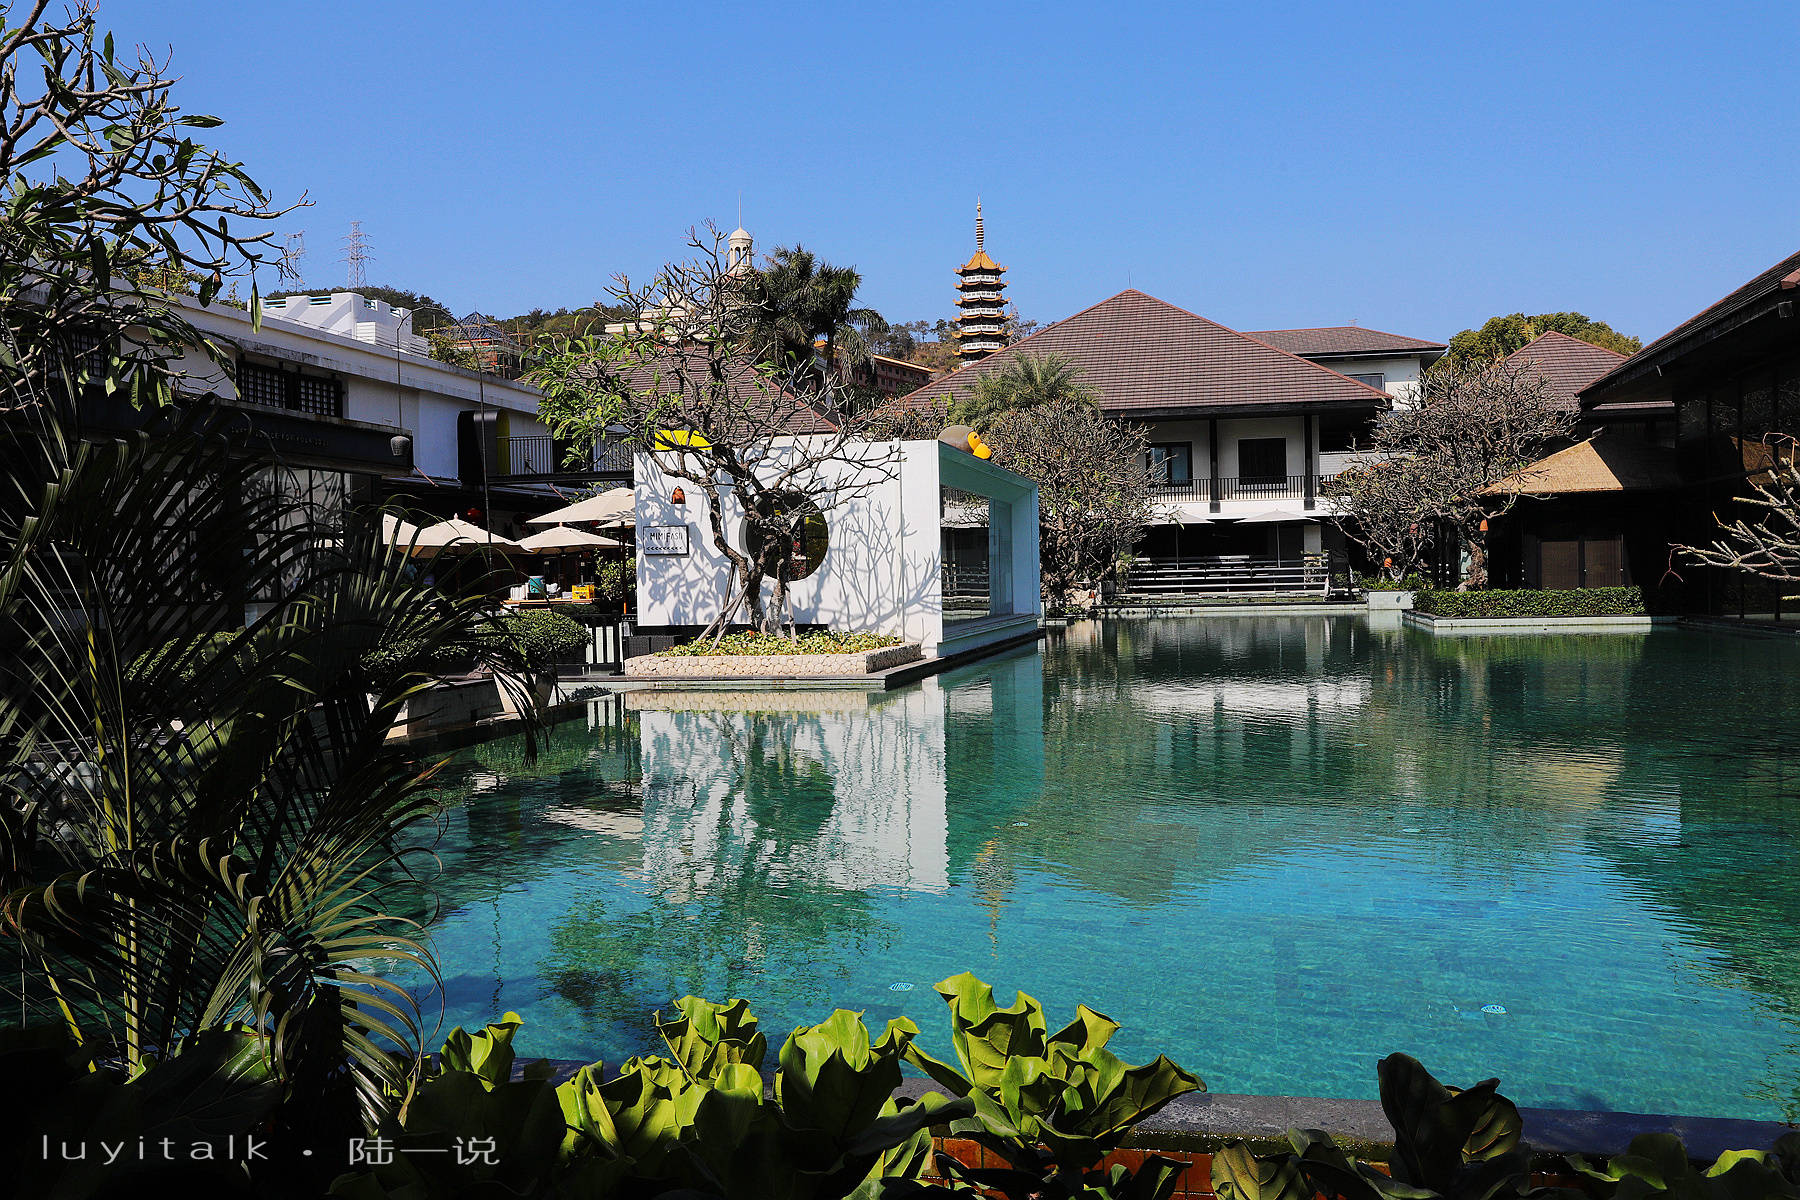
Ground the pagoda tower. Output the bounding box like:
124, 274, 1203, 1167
953, 201, 1007, 360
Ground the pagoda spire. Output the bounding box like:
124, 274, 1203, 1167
954, 199, 1007, 361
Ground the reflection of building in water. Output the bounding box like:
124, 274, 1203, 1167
628, 685, 951, 896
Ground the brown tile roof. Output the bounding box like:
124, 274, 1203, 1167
1583, 247, 1800, 401
1249, 325, 1446, 358
1504, 330, 1630, 410
898, 290, 1391, 416
1483, 437, 1682, 496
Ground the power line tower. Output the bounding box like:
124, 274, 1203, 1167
277, 230, 307, 284
340, 221, 373, 289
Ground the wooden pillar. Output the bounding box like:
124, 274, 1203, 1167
1303, 413, 1317, 510
1208, 418, 1220, 514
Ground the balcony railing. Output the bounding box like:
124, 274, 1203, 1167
1118, 553, 1351, 597
488, 434, 633, 482
1150, 473, 1337, 502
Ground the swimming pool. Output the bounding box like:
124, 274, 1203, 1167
398, 616, 1800, 1120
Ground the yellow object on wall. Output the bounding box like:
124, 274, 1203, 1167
571, 583, 597, 602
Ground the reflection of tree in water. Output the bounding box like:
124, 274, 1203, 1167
385, 720, 645, 930
542, 708, 893, 1058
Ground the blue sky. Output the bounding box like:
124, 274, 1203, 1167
99, 0, 1799, 344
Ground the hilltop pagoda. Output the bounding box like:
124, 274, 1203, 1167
953, 202, 1008, 360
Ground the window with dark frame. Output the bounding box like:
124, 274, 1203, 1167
1146, 442, 1192, 486
237, 361, 286, 408
236, 358, 345, 418
1346, 372, 1386, 391
1237, 437, 1287, 483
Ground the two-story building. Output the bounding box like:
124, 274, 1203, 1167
899, 289, 1441, 595
80, 290, 628, 618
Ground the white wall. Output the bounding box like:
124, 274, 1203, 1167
634, 439, 1039, 654
1309, 353, 1428, 407
175, 297, 550, 485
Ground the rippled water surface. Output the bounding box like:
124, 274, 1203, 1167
398, 617, 1800, 1119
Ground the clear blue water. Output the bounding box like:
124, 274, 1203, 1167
394, 616, 1800, 1121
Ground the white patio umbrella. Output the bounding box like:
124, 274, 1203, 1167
1236, 509, 1315, 524
515, 526, 624, 553
410, 517, 521, 556
525, 487, 634, 527
381, 512, 425, 546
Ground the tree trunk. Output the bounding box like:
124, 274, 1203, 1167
1461, 531, 1489, 591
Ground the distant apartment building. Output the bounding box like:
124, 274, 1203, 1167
857, 353, 934, 399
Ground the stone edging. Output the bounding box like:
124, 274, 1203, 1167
1403, 610, 1675, 634
625, 642, 923, 677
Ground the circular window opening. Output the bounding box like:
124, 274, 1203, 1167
744, 492, 829, 581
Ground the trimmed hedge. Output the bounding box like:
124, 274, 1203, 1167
1412, 586, 1647, 618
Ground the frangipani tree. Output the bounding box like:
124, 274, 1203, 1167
529, 227, 903, 638
1329, 359, 1572, 589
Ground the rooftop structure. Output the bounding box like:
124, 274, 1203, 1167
258, 290, 430, 355
1250, 325, 1446, 360
907, 289, 1390, 416
953, 202, 1008, 360
1502, 330, 1629, 411
426, 311, 527, 380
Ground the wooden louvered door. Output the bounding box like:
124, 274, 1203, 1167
1539, 540, 1582, 590
1583, 536, 1627, 587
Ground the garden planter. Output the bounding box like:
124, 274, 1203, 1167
625, 643, 923, 678
496, 670, 557, 717
1366, 590, 1414, 611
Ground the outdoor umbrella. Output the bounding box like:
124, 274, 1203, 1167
1236, 509, 1315, 524
515, 526, 624, 552
381, 512, 425, 546
525, 487, 634, 527
410, 517, 521, 556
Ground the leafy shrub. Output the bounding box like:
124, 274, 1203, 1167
359, 609, 587, 686
500, 607, 587, 668
1212, 1054, 1800, 1200
906, 973, 1200, 1200
661, 630, 904, 657
1363, 572, 1426, 592
1413, 586, 1646, 618
597, 557, 636, 605
331, 1001, 967, 1199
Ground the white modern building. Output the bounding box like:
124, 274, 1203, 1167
106, 292, 587, 546
633, 437, 1040, 659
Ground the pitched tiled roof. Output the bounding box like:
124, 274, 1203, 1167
1504, 330, 1629, 410
1583, 247, 1800, 400
1249, 326, 1445, 358
898, 290, 1390, 415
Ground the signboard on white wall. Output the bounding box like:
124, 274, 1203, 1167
643, 524, 690, 556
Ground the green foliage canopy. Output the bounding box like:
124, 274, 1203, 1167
1442, 312, 1640, 372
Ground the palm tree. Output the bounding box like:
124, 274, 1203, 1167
737, 245, 889, 372
0, 350, 535, 1148
953, 351, 1100, 430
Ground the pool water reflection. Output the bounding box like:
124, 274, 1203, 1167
401, 616, 1800, 1120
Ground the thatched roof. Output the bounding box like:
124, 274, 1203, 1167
1484, 438, 1682, 496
